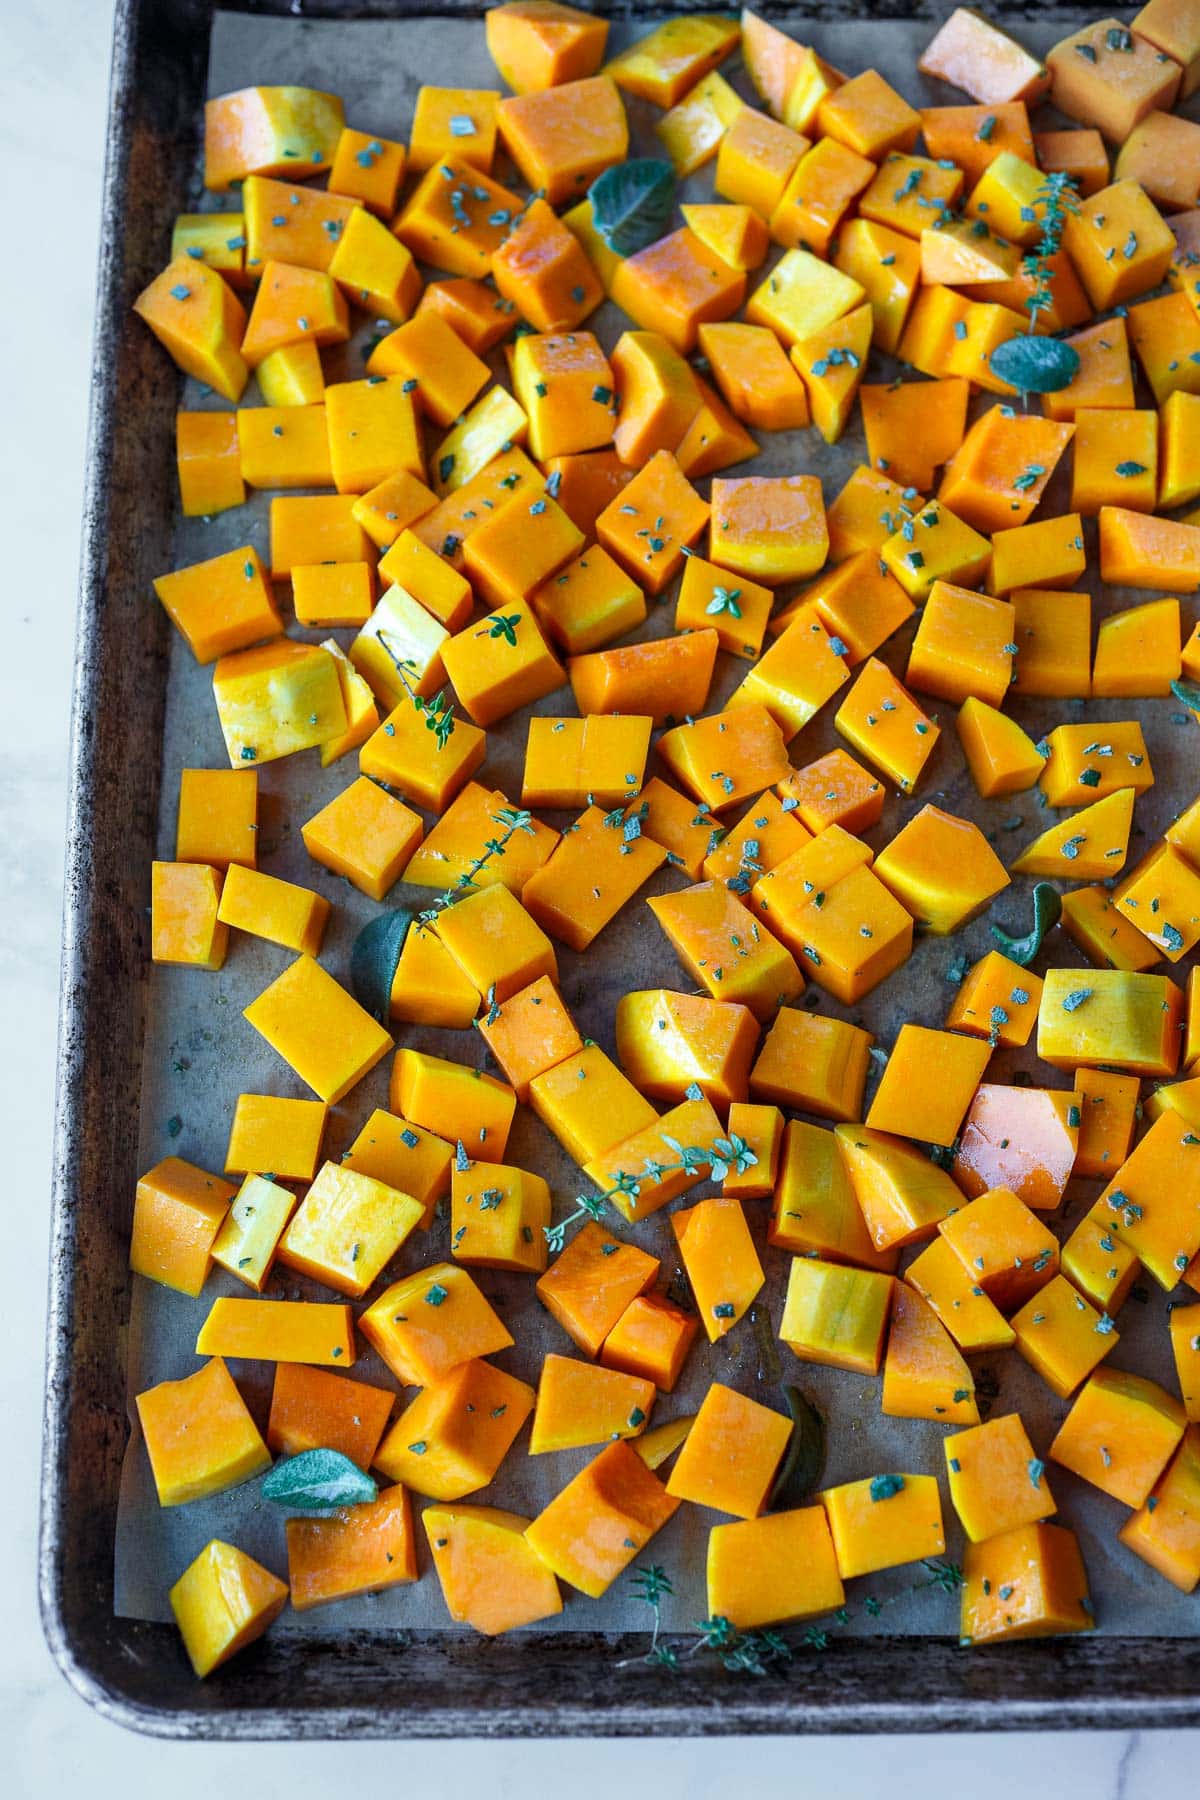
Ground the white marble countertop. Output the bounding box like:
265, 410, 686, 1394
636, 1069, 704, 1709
2, 3, 1196, 1791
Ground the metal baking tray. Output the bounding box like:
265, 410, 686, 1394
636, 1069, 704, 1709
40, 0, 1200, 1736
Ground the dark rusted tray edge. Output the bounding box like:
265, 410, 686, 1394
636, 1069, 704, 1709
38, 0, 1200, 1737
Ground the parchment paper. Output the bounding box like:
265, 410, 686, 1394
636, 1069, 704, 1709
114, 9, 1199, 1640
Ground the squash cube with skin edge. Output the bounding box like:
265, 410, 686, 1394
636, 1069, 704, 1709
276, 1162, 424, 1300
657, 704, 790, 815
244, 955, 392, 1105
614, 988, 757, 1116
905, 1237, 1015, 1355
939, 1187, 1060, 1312
340, 1111, 453, 1226
728, 610, 849, 740
583, 1093, 726, 1227
425, 1503, 563, 1636
1051, 1367, 1186, 1507
151, 863, 228, 971
213, 640, 347, 769
498, 75, 626, 203
822, 1473, 946, 1581
286, 1484, 418, 1613
529, 1044, 656, 1168
960, 1522, 1094, 1646
749, 1007, 871, 1124
268, 1364, 395, 1469
216, 864, 329, 958
409, 87, 500, 175
532, 546, 647, 659
169, 1539, 288, 1679
358, 696, 486, 816
530, 1355, 655, 1455
1118, 1427, 1200, 1593
136, 1357, 271, 1508
203, 83, 344, 188
945, 952, 1042, 1050
570, 633, 718, 727
391, 1049, 516, 1163
460, 495, 585, 617
835, 1124, 963, 1253
647, 881, 805, 1023
477, 974, 581, 1103
866, 1026, 991, 1148
360, 1262, 513, 1389
707, 1506, 844, 1632
391, 919, 483, 1033
301, 777, 422, 903
450, 1162, 550, 1274
596, 450, 709, 596
375, 1359, 535, 1498
491, 200, 605, 334
780, 1256, 894, 1376
153, 545, 279, 667
777, 750, 884, 837
510, 331, 616, 462
132, 256, 248, 402
176, 412, 243, 517
526, 1439, 679, 1598
225, 1095, 327, 1182
874, 805, 1009, 936
672, 1196, 764, 1342
667, 1381, 790, 1519
769, 1119, 898, 1273
906, 581, 1015, 709
1011, 1275, 1119, 1400
611, 227, 746, 356
366, 314, 489, 430
442, 597, 566, 729
536, 1222, 659, 1358
601, 1295, 699, 1393
945, 1412, 1056, 1543
394, 160, 523, 281
881, 1282, 979, 1425
1037, 969, 1182, 1080
956, 698, 1045, 801
210, 1174, 297, 1293
834, 658, 940, 795
129, 1157, 236, 1298
328, 127, 407, 215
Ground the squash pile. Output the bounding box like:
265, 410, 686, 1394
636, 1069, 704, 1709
130, 3, 1200, 1678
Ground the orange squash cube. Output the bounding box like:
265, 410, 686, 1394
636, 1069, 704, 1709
151, 862, 228, 970
707, 1506, 844, 1630
526, 1440, 678, 1597
866, 1024, 990, 1147
1052, 1367, 1186, 1506
536, 1221, 659, 1358
666, 1381, 790, 1518
960, 1521, 1093, 1644
750, 1006, 871, 1123
780, 1255, 894, 1375
286, 1484, 417, 1612
424, 1503, 563, 1635
129, 1157, 236, 1298
169, 1539, 287, 1678
881, 1282, 979, 1424
601, 1295, 699, 1393
945, 1411, 1056, 1542
769, 1119, 897, 1271
821, 1471, 945, 1578
267, 1363, 394, 1469
529, 1354, 655, 1454
612, 226, 746, 354
1118, 1427, 1200, 1593
497, 75, 627, 203
375, 1359, 534, 1497
136, 1357, 271, 1507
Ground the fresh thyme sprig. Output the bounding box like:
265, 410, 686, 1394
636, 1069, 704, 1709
418, 806, 535, 919
619, 1559, 965, 1677
376, 631, 455, 749
542, 1133, 758, 1252
1023, 173, 1080, 334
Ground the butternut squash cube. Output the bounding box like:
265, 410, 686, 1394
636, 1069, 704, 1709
450, 1160, 550, 1273
391, 924, 484, 1031
1038, 968, 1182, 1079
940, 1186, 1060, 1310
245, 955, 392, 1104
409, 86, 500, 174
522, 715, 651, 809
906, 580, 1015, 707
170, 1539, 287, 1678
529, 1354, 654, 1454
300, 776, 421, 902
960, 1521, 1093, 1644
136, 1357, 271, 1507
527, 1440, 678, 1596
672, 1196, 764, 1341
425, 1503, 563, 1634
657, 704, 790, 813
270, 494, 371, 577
945, 951, 1042, 1049
769, 1119, 897, 1271
498, 75, 626, 202
777, 749, 884, 836
1011, 1274, 1119, 1399
707, 1506, 844, 1630
822, 1472, 945, 1579
750, 1006, 871, 1123
615, 988, 758, 1111
153, 544, 279, 666
881, 1282, 979, 1424
595, 449, 709, 595
647, 879, 805, 1021
130, 1156, 236, 1297
536, 1220, 659, 1358
375, 1359, 534, 1496
210, 1173, 296, 1292
1065, 179, 1176, 308
151, 862, 228, 971
956, 697, 1045, 799
920, 9, 1051, 106
529, 1045, 656, 1167
835, 1123, 962, 1251
946, 1411, 1056, 1542
867, 1024, 990, 1147
340, 1109, 453, 1225
213, 639, 347, 768
1047, 19, 1180, 142
328, 126, 407, 215
358, 696, 487, 815
442, 593, 566, 726
391, 1047, 516, 1162
1052, 1366, 1186, 1506
834, 657, 940, 794
905, 1237, 1015, 1354
216, 863, 329, 957
133, 256, 248, 401
859, 151, 963, 238
1115, 842, 1200, 958
601, 1295, 699, 1393
286, 1484, 417, 1612
745, 246, 865, 346
715, 106, 809, 216
225, 1094, 326, 1182
276, 1161, 423, 1299
491, 198, 605, 333
242, 174, 359, 276
360, 1262, 513, 1387
394, 159, 522, 280
780, 1255, 894, 1375
511, 330, 616, 461
204, 83, 344, 188
267, 1363, 394, 1469
176, 410, 244, 517
1117, 1426, 1200, 1592
487, 2, 609, 95
874, 804, 1009, 933
667, 1380, 790, 1518
402, 782, 557, 896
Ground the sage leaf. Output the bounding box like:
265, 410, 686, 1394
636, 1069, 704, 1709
990, 881, 1062, 968
350, 907, 413, 1022
262, 1448, 377, 1511
590, 158, 675, 256
769, 1384, 826, 1510
988, 334, 1080, 394
1171, 678, 1200, 713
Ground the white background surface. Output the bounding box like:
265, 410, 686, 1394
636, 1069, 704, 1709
2, 3, 1197, 1793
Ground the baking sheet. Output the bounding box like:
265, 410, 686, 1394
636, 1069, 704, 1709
114, 8, 1198, 1641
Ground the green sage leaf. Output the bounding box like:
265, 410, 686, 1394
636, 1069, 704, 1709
1171, 678, 1200, 713
589, 158, 676, 256
262, 1448, 377, 1511
768, 1384, 826, 1510
350, 907, 413, 1022
990, 881, 1062, 968
988, 334, 1081, 394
